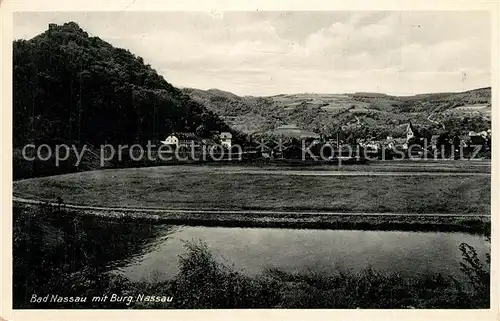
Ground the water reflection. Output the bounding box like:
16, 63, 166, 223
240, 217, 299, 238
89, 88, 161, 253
119, 226, 490, 282
13, 206, 490, 308
12, 206, 176, 307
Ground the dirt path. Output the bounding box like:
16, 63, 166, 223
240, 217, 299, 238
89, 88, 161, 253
214, 170, 490, 176
12, 196, 490, 217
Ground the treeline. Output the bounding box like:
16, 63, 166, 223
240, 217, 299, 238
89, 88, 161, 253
353, 87, 491, 113
184, 88, 285, 132
13, 22, 238, 149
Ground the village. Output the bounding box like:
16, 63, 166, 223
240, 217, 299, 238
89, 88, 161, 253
158, 122, 492, 162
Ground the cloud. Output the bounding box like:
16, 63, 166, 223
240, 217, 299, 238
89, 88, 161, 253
13, 11, 491, 95
398, 36, 490, 72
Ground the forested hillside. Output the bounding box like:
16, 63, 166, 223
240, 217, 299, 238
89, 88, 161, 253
13, 22, 234, 148
183, 87, 491, 140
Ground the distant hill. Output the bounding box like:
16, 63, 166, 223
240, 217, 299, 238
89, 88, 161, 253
182, 87, 491, 140
13, 21, 490, 149
13, 22, 236, 148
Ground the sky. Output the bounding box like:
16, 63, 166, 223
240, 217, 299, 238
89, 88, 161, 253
14, 11, 491, 96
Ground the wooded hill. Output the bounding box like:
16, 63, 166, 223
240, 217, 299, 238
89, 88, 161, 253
13, 22, 238, 149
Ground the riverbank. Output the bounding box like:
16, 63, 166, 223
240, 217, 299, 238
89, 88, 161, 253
13, 202, 490, 234
12, 201, 491, 309
13, 234, 490, 309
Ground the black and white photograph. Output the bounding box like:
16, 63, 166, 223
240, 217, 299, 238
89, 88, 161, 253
3, 3, 497, 315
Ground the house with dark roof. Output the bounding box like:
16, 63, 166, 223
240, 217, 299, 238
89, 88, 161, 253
467, 134, 486, 146
220, 132, 233, 149
201, 138, 216, 146
160, 132, 202, 148
406, 121, 421, 142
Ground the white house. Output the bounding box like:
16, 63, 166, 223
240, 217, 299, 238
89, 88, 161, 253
161, 135, 179, 147
220, 132, 232, 149
160, 133, 201, 148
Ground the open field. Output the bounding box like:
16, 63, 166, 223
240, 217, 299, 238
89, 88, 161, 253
246, 160, 491, 173
13, 164, 490, 214
444, 105, 492, 118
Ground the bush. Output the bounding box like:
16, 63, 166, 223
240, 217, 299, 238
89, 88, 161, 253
169, 240, 281, 308
13, 208, 491, 309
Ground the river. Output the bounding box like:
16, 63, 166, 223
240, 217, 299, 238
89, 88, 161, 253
116, 226, 489, 282
12, 211, 489, 286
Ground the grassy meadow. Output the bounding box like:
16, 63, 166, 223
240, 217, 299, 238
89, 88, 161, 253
14, 165, 490, 215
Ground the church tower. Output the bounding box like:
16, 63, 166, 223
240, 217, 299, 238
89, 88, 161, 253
406, 121, 422, 144
406, 122, 415, 141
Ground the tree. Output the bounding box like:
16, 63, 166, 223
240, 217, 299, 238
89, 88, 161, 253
13, 22, 240, 148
